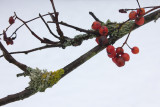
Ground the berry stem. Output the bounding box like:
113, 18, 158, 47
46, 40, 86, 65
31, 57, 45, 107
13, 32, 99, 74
126, 43, 132, 49
136, 0, 141, 9
5, 24, 12, 32
121, 23, 135, 47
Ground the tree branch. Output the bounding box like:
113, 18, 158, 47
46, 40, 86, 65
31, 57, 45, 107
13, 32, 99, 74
16, 14, 59, 45
0, 43, 62, 58
50, 0, 64, 38
48, 21, 97, 34
0, 8, 159, 107
0, 13, 55, 37
0, 89, 35, 106
0, 42, 27, 72
89, 12, 103, 23
39, 13, 60, 39
61, 9, 160, 79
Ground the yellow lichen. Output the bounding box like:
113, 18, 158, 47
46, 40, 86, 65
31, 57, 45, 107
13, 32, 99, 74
28, 67, 65, 92
41, 69, 65, 88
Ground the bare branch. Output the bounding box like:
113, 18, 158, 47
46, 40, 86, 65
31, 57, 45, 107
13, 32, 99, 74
0, 43, 62, 57
48, 21, 98, 35
0, 89, 35, 106
39, 13, 60, 39
136, 0, 141, 9
50, 0, 64, 38
15, 15, 44, 42
0, 42, 27, 72
15, 14, 58, 45
89, 12, 102, 23
0, 33, 95, 57
0, 13, 55, 37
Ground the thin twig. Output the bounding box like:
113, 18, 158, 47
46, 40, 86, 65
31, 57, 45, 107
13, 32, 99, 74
136, 0, 141, 9
48, 21, 97, 34
8, 13, 55, 38
5, 24, 12, 32
119, 6, 160, 12
0, 33, 96, 57
121, 23, 135, 47
15, 15, 44, 42
126, 43, 132, 49
16, 14, 57, 44
0, 12, 55, 37
0, 43, 62, 58
50, 0, 64, 38
39, 13, 60, 39
89, 12, 102, 23
145, 6, 160, 15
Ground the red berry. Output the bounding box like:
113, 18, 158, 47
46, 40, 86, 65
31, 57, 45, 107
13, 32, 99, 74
6, 38, 14, 45
116, 57, 125, 67
92, 21, 101, 30
132, 46, 139, 54
116, 47, 124, 54
112, 57, 117, 63
129, 11, 137, 20
137, 8, 145, 16
98, 36, 108, 46
108, 51, 116, 58
122, 53, 130, 61
135, 17, 145, 26
106, 45, 115, 54
99, 26, 108, 36
9, 16, 15, 24
95, 36, 100, 44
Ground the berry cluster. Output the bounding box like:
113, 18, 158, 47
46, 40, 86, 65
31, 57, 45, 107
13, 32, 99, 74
129, 8, 145, 26
106, 45, 139, 67
92, 21, 109, 46
91, 20, 140, 67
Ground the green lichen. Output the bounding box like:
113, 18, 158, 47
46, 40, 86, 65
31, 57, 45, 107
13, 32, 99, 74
106, 20, 135, 38
75, 33, 96, 39
27, 67, 64, 92
62, 38, 72, 47
62, 33, 96, 48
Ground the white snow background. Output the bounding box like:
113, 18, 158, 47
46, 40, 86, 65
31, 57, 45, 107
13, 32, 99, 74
0, 0, 160, 107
